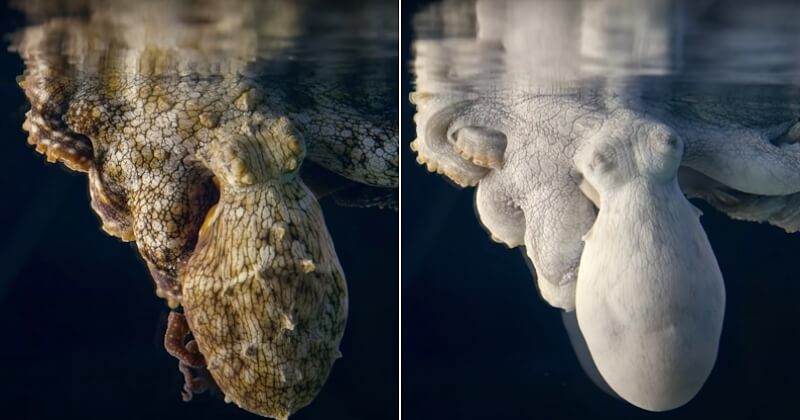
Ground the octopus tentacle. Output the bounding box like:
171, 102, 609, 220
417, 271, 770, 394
165, 312, 206, 368
520, 181, 596, 311
165, 312, 211, 402
88, 167, 135, 241
410, 98, 490, 187
125, 166, 217, 303
452, 125, 507, 169
294, 98, 398, 188
681, 120, 800, 195
474, 177, 524, 247
680, 167, 800, 233
177, 359, 210, 402
19, 71, 94, 172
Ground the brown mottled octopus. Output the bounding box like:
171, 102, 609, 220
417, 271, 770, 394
12, 1, 397, 418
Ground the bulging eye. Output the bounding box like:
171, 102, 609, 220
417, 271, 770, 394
590, 150, 615, 172
650, 126, 682, 158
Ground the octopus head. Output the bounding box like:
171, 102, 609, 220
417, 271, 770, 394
576, 116, 684, 200
176, 115, 348, 419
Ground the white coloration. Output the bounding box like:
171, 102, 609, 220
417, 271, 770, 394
574, 115, 725, 411
561, 311, 618, 400
411, 0, 800, 412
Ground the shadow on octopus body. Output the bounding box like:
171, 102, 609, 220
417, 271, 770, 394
411, 0, 800, 412
11, 0, 397, 418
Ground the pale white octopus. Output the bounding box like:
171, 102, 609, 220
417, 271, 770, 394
411, 0, 800, 411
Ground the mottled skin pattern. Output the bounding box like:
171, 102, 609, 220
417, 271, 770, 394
15, 1, 396, 418
182, 176, 347, 417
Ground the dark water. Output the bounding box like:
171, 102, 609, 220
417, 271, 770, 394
0, 2, 397, 419
403, 1, 800, 419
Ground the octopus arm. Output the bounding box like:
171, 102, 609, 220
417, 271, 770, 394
681, 120, 800, 195
123, 164, 217, 303
519, 181, 596, 311
410, 97, 491, 187
292, 94, 398, 189
680, 167, 800, 233
474, 178, 525, 248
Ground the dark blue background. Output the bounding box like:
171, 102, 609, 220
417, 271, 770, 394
0, 5, 398, 420
401, 1, 800, 419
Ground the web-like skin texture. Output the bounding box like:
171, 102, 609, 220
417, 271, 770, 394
15, 2, 396, 418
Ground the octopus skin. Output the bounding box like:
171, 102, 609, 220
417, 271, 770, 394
14, 1, 397, 418
411, 0, 800, 411
574, 112, 725, 410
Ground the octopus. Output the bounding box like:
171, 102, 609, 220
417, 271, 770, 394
411, 0, 800, 412
12, 0, 397, 419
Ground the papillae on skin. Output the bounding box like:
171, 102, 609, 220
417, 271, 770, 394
13, 1, 397, 418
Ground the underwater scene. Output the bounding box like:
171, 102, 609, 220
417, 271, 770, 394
403, 0, 800, 419
3, 0, 800, 418
0, 1, 397, 419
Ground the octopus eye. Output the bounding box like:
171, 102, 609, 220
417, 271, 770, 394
591, 150, 615, 172
647, 124, 682, 157
655, 135, 682, 158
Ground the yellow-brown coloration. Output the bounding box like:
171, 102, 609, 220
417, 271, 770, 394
182, 182, 346, 418
8, 1, 391, 417
19, 78, 349, 418
19, 69, 349, 416
12, 0, 397, 417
